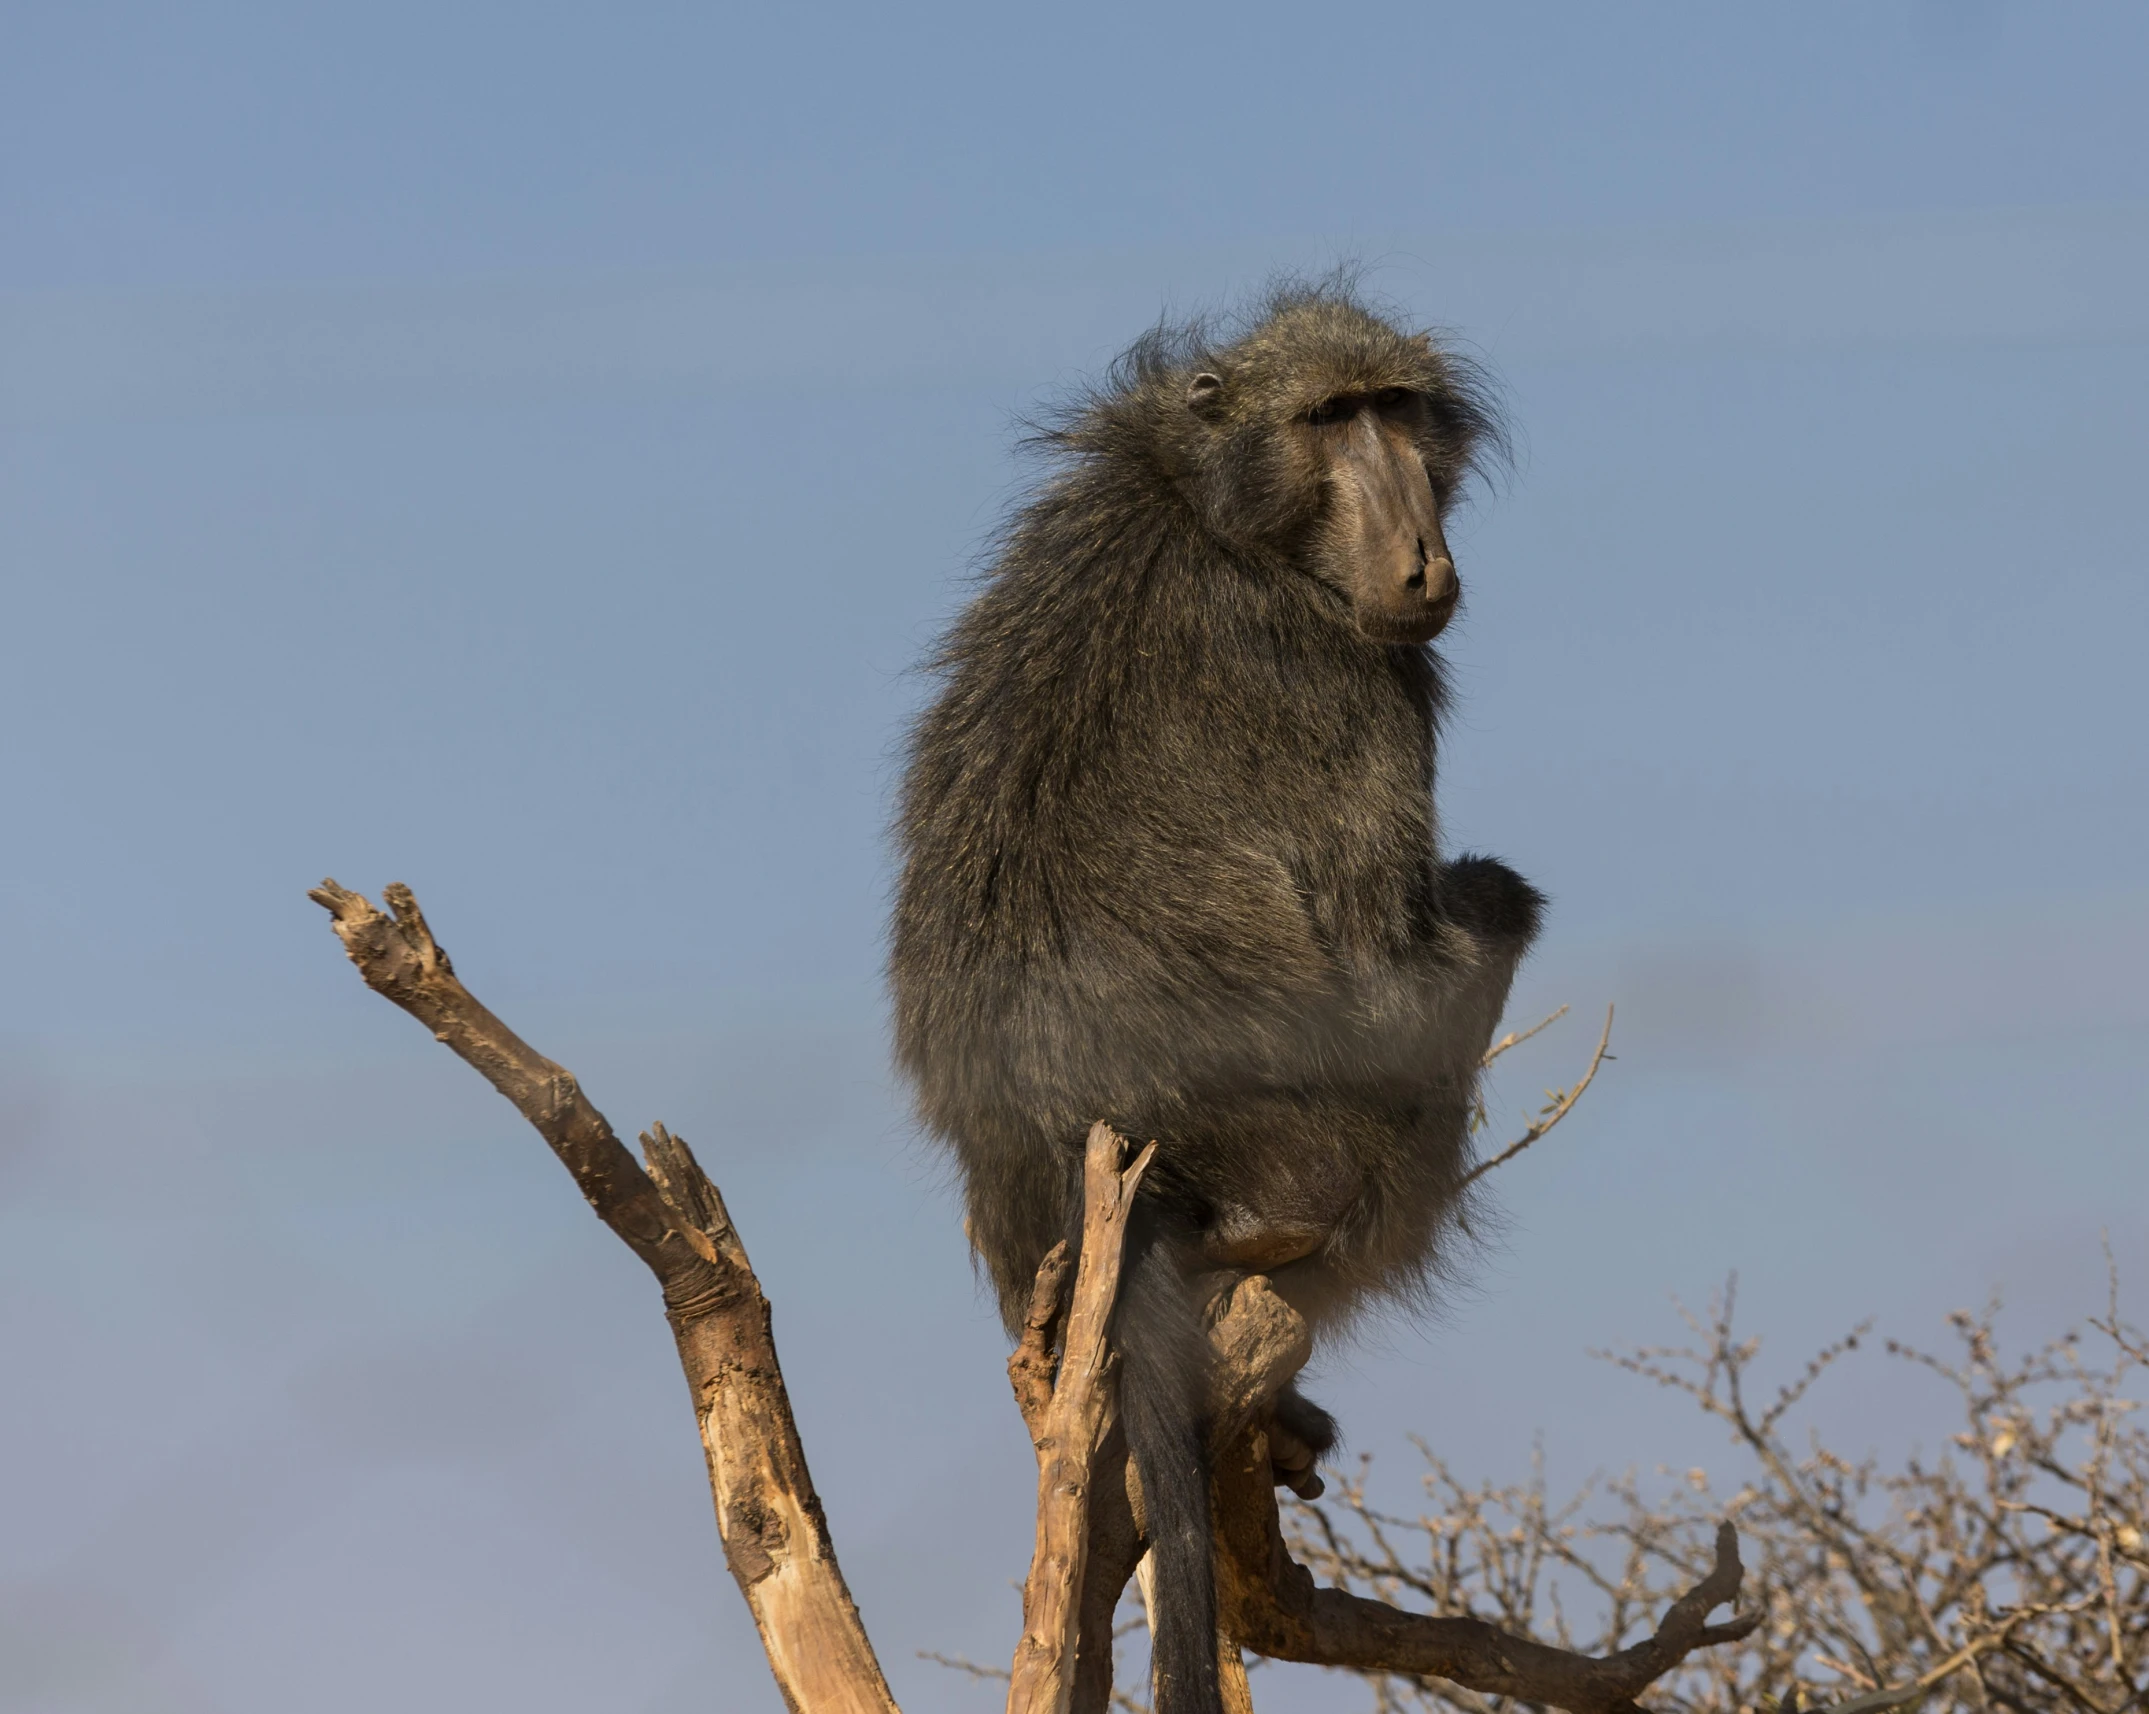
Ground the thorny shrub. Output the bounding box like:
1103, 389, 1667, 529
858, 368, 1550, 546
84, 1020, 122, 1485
1286, 1274, 2147, 1713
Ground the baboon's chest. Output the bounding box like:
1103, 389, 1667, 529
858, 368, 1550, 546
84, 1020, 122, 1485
1245, 717, 1433, 930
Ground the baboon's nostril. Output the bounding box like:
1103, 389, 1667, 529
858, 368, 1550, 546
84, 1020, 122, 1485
1406, 538, 1428, 590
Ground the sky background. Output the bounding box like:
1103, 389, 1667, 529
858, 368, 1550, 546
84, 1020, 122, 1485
3, 3, 2146, 1710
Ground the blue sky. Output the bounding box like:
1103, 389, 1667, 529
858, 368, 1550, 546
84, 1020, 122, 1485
3, 5, 2146, 1711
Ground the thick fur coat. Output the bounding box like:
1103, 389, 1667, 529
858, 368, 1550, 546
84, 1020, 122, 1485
890, 284, 1542, 1714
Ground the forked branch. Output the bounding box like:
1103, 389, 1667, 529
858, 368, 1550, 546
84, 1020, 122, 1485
1461, 1002, 1616, 1193
1004, 1226, 1759, 1714
1482, 1003, 1572, 1067
1005, 1124, 1156, 1714
309, 880, 898, 1714
1211, 1406, 1758, 1714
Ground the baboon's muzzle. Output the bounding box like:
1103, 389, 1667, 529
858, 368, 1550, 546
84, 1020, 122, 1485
1335, 413, 1460, 646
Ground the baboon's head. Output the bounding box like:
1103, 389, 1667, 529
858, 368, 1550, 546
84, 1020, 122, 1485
1191, 295, 1500, 645
1088, 288, 1503, 647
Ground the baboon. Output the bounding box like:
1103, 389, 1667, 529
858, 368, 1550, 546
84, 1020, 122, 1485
890, 282, 1543, 1714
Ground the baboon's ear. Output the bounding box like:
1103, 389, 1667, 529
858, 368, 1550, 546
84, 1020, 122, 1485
1186, 372, 1226, 417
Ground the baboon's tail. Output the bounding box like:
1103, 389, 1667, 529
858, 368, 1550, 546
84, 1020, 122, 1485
1116, 1205, 1222, 1714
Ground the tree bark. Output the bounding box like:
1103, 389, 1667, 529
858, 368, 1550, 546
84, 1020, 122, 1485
1004, 1123, 1156, 1714
1210, 1399, 1761, 1714
310, 881, 898, 1714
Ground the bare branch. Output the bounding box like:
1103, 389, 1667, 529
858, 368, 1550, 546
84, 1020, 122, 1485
1010, 1240, 1077, 1436
1482, 1003, 1572, 1068
922, 1652, 1153, 1714
1298, 1279, 2147, 1713
1005, 1124, 1156, 1714
309, 880, 900, 1714
1213, 1417, 1757, 1713
1460, 1003, 1616, 1192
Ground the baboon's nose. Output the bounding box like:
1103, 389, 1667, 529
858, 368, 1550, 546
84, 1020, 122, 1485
1364, 531, 1460, 643
1406, 539, 1456, 594
1420, 554, 1460, 626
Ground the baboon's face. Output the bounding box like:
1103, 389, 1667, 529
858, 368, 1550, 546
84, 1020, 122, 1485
1300, 388, 1459, 646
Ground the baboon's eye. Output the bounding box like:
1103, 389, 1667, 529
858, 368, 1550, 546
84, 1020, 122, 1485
1306, 396, 1361, 427
1373, 387, 1415, 415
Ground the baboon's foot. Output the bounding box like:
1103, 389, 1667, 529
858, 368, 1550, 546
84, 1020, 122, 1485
1201, 1204, 1326, 1272
1268, 1384, 1337, 1499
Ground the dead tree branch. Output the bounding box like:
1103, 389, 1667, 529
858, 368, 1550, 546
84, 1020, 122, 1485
1297, 1275, 2146, 1713
309, 880, 899, 1714
1006, 1124, 1157, 1714
1460, 1002, 1616, 1193
1010, 1240, 1079, 1434
1008, 1241, 1757, 1714
1482, 1003, 1572, 1068
919, 1651, 1153, 1714
1215, 1424, 1757, 1714
1201, 1284, 1760, 1714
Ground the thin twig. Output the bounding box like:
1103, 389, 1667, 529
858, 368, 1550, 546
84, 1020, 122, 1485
1294, 1277, 2146, 1714
922, 1652, 1152, 1714
1459, 1004, 1615, 1192
1482, 1004, 1571, 1068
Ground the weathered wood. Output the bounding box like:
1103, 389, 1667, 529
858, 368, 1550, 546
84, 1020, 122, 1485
1008, 1240, 1076, 1436
1007, 1235, 1136, 1714
1217, 1639, 1254, 1714
310, 881, 900, 1714
1200, 1276, 1310, 1713
1211, 1420, 1760, 1714
1005, 1123, 1156, 1714
1070, 1420, 1145, 1714
1202, 1275, 1313, 1458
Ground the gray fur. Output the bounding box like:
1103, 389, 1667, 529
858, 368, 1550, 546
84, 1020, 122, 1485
889, 282, 1542, 1714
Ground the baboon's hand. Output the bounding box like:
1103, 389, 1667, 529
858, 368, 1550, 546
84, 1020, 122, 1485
1439, 854, 1545, 946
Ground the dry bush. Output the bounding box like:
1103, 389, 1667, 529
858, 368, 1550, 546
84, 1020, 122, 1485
1286, 1272, 2147, 1713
